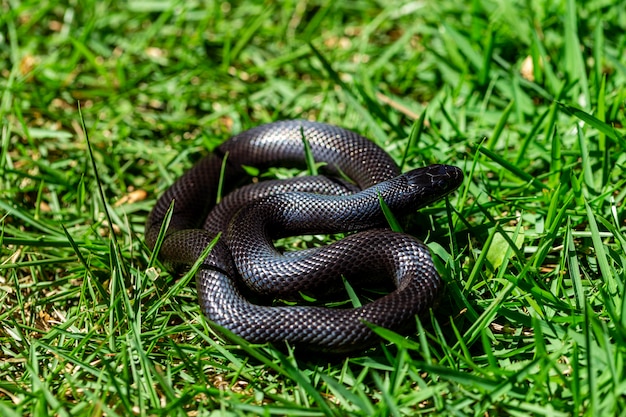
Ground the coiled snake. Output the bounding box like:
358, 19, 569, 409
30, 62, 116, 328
146, 120, 463, 353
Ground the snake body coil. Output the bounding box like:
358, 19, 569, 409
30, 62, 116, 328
146, 120, 463, 353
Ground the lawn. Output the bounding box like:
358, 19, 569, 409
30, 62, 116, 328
1, 0, 625, 415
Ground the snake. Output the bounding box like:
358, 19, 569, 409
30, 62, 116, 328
146, 120, 463, 353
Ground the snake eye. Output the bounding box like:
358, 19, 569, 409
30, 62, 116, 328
430, 165, 463, 192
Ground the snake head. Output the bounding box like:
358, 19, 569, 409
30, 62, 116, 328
416, 164, 463, 190
403, 164, 464, 204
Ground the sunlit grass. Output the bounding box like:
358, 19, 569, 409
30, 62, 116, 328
1, 0, 625, 415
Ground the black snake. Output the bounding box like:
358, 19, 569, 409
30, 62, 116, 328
146, 120, 463, 353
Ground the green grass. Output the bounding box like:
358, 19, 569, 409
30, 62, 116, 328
1, 0, 626, 415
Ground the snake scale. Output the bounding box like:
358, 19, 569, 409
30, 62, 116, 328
146, 120, 463, 353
